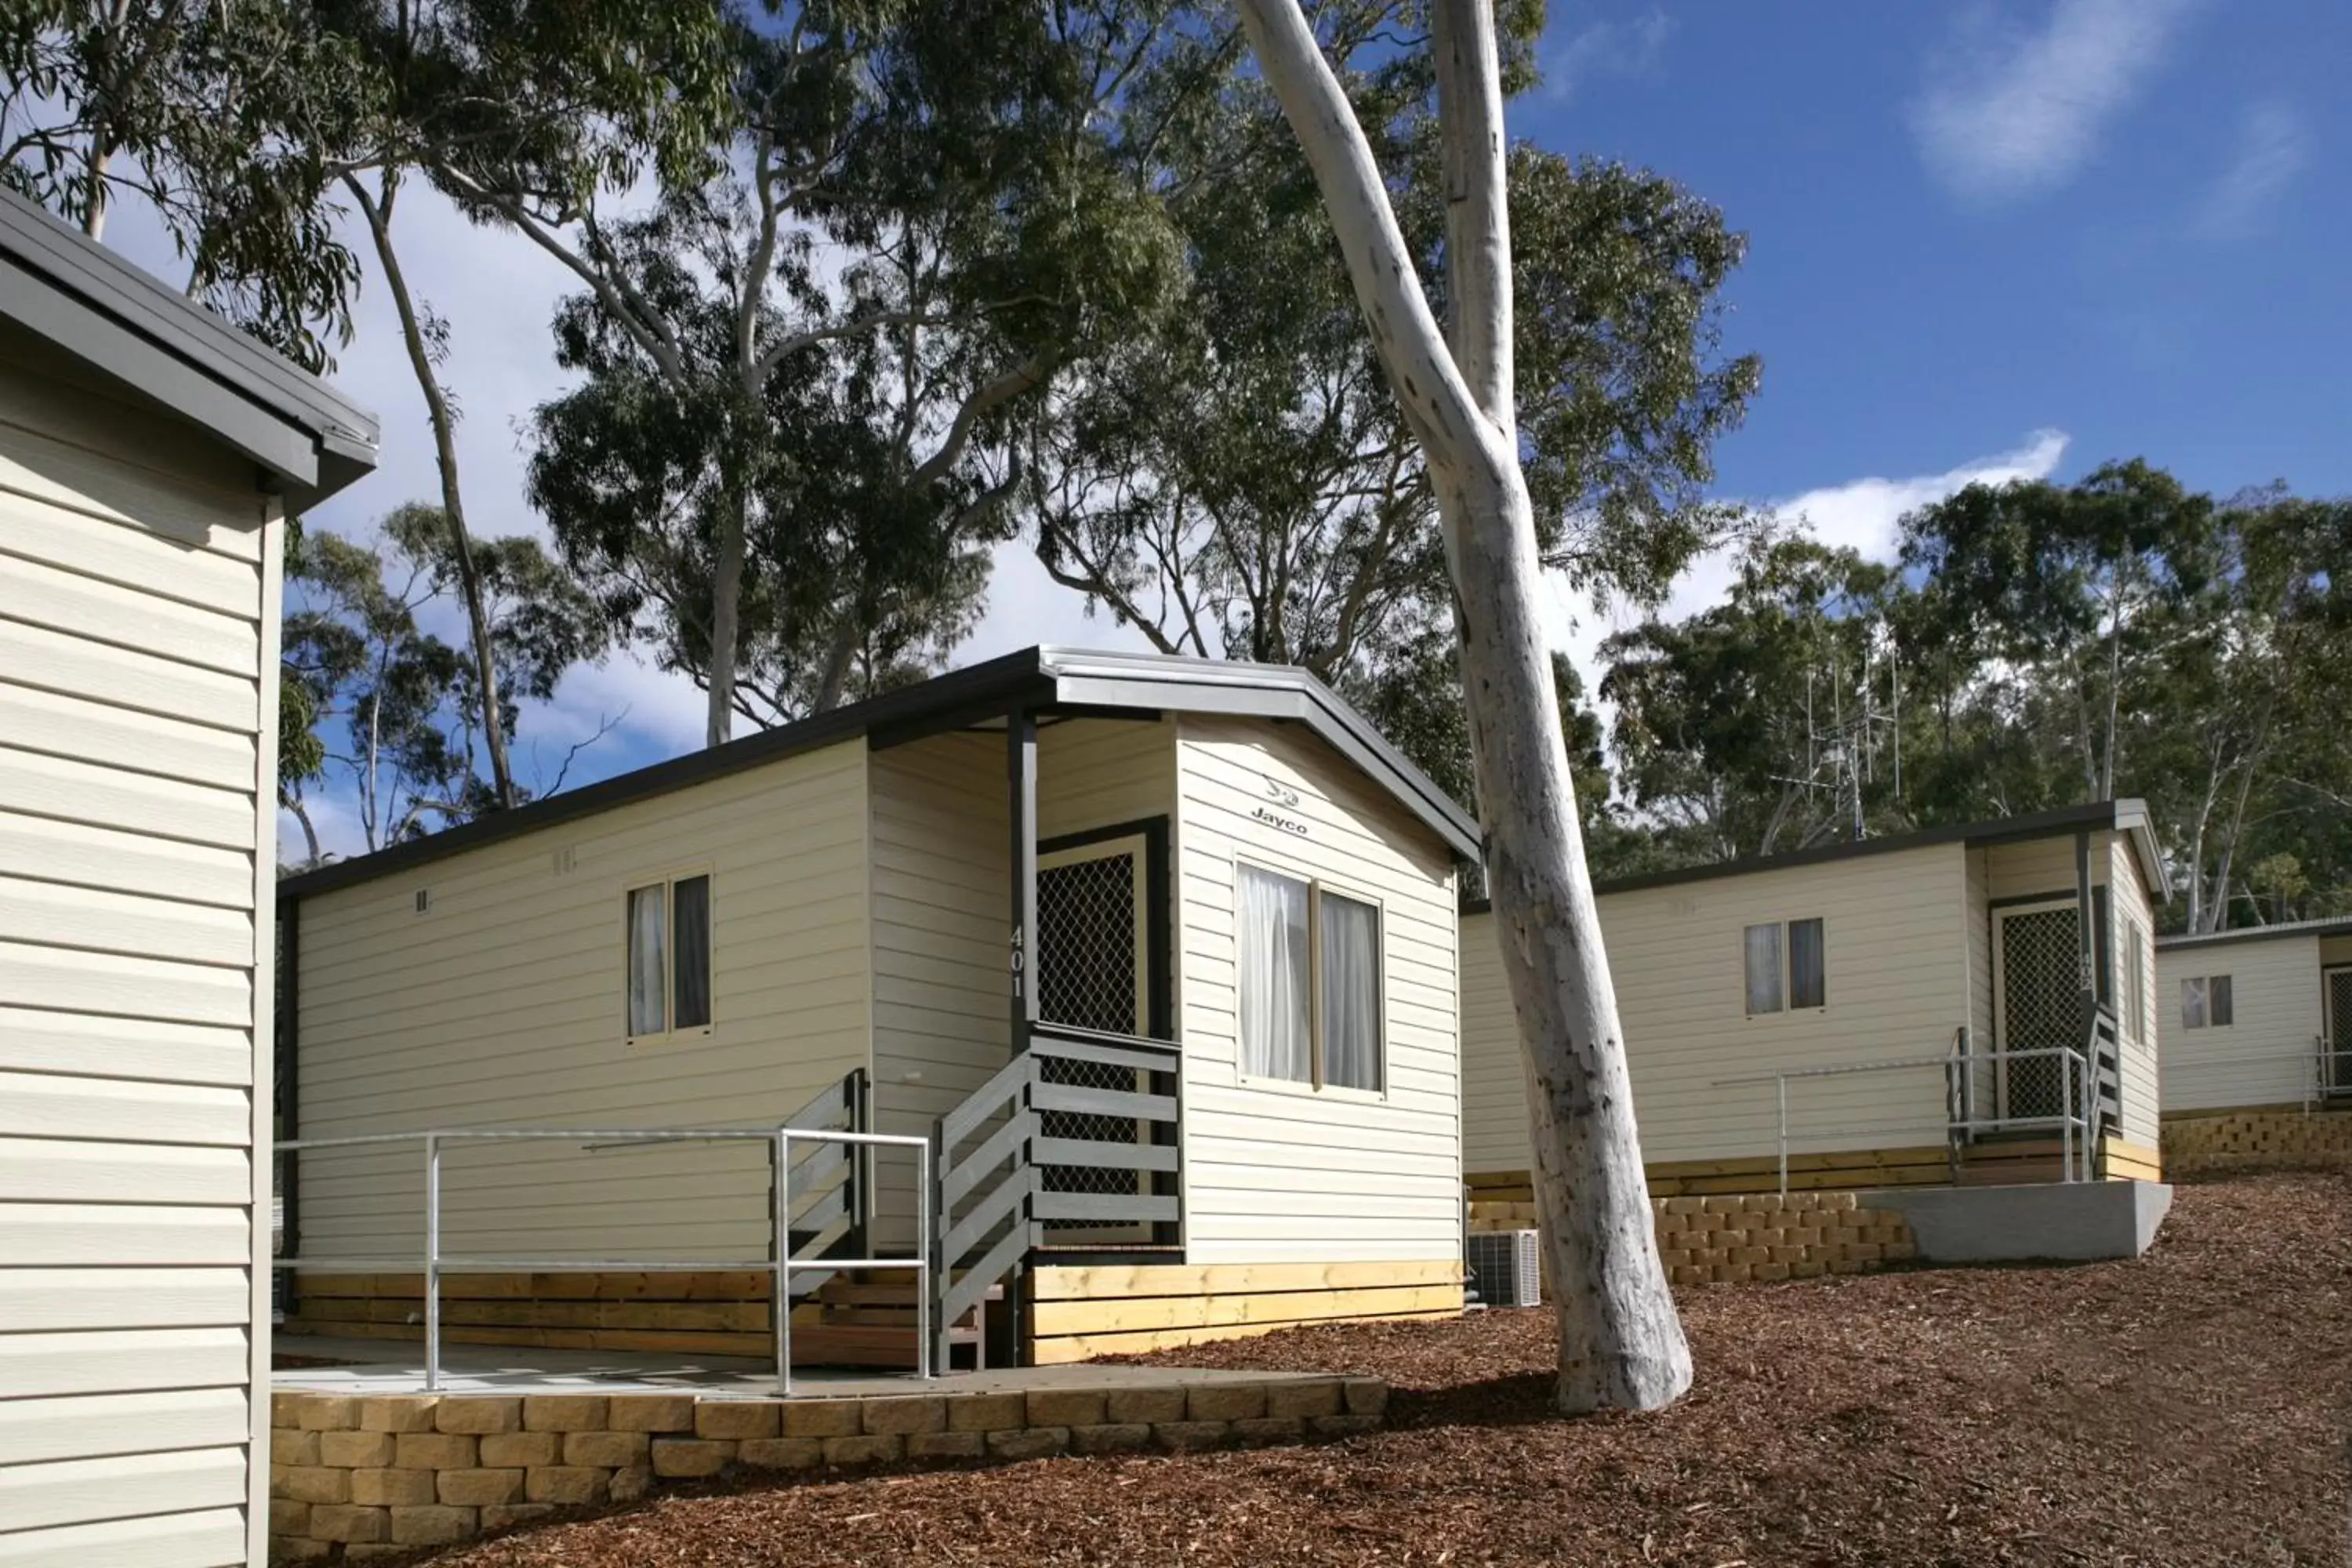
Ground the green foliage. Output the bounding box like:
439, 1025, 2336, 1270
279, 503, 608, 861
1596, 465, 2352, 930
521, 0, 1185, 726
0, 0, 376, 368
1603, 538, 1896, 862
1025, 21, 1759, 806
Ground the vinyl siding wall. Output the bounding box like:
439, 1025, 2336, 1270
864, 717, 1175, 1247
1464, 844, 1973, 1177
292, 742, 872, 1265
2158, 934, 2325, 1111
2107, 837, 2161, 1149
0, 342, 275, 1565
1173, 717, 1460, 1264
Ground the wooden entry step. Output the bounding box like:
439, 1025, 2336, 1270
790, 1272, 996, 1370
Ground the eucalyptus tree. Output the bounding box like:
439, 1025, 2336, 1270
321, 0, 731, 802
1025, 59, 1758, 800
281, 503, 608, 862
492, 1, 1184, 744
1236, 0, 1693, 1413
1602, 539, 1904, 862
0, 0, 373, 368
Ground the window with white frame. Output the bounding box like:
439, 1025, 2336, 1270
2180, 973, 2234, 1029
1744, 917, 1825, 1015
1236, 862, 1383, 1092
626, 873, 712, 1039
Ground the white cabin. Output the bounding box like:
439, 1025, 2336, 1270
0, 194, 376, 1564
2154, 918, 2352, 1174
277, 651, 1477, 1365
1462, 802, 2171, 1200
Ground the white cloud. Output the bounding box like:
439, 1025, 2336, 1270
1544, 429, 2072, 713
1541, 8, 1675, 103
2194, 100, 2310, 241
1910, 0, 2206, 205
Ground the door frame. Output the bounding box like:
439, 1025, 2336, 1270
1035, 816, 1172, 1040
2324, 964, 2352, 1097
1991, 897, 2082, 1123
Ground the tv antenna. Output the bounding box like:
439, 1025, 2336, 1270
1770, 625, 1902, 841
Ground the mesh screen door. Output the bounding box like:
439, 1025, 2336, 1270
1034, 836, 1153, 1240
2326, 968, 2352, 1097
1994, 903, 2087, 1123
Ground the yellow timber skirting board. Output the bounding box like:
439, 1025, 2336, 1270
283, 1271, 814, 1361
1028, 1260, 1461, 1300
1024, 1261, 1466, 1364
1468, 1145, 1955, 1203
1030, 1311, 1462, 1364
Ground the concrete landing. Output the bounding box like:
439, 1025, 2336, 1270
1861, 1180, 2172, 1263
272, 1334, 1305, 1399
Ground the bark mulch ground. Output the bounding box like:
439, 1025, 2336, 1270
428, 1173, 2350, 1566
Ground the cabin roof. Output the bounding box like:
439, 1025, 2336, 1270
0, 189, 379, 509
280, 645, 1483, 900
2156, 914, 2352, 952
1461, 797, 2170, 914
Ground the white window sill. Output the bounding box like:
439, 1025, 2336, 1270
1236, 1071, 1388, 1106
626, 1026, 715, 1048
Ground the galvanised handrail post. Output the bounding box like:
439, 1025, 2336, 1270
423, 1133, 441, 1392
773, 1127, 790, 1398
2060, 1048, 2073, 1185
1776, 1075, 1788, 1196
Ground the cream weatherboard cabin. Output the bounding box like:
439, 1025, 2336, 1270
1462, 802, 2171, 1207
0, 195, 377, 1563
2154, 917, 2352, 1174
275, 650, 1478, 1368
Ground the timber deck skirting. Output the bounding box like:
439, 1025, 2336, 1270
1470, 1190, 1917, 1286
2161, 1108, 2352, 1177
1024, 1261, 1465, 1364
282, 1262, 1472, 1367
267, 1378, 1391, 1562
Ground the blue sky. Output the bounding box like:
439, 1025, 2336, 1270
167, 0, 2340, 857
1523, 0, 2348, 506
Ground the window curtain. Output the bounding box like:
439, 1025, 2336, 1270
672, 876, 711, 1029
1788, 918, 1826, 1009
1320, 892, 1381, 1091
2180, 976, 2207, 1029
1238, 865, 1310, 1081
1743, 923, 1783, 1014
626, 884, 667, 1036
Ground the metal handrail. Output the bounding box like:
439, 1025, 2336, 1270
1713, 1043, 2097, 1192
2164, 1043, 2339, 1117
275, 1119, 931, 1396
778, 1128, 931, 1397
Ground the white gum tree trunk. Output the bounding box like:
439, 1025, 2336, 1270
1236, 0, 1690, 1412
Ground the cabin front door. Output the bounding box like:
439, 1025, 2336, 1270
2325, 967, 2352, 1098
1992, 901, 2086, 1125
1032, 830, 1158, 1245
1035, 833, 1151, 1036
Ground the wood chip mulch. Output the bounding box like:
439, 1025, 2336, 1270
426, 1173, 2349, 1566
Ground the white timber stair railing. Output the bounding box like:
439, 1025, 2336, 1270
931, 1024, 1183, 1370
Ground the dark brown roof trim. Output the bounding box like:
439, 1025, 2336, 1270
1459, 797, 2169, 916
2156, 916, 2352, 953
280, 646, 1482, 902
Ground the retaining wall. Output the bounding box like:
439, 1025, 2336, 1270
2161, 1108, 2352, 1177
267, 1379, 1387, 1563
1470, 1190, 1917, 1285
